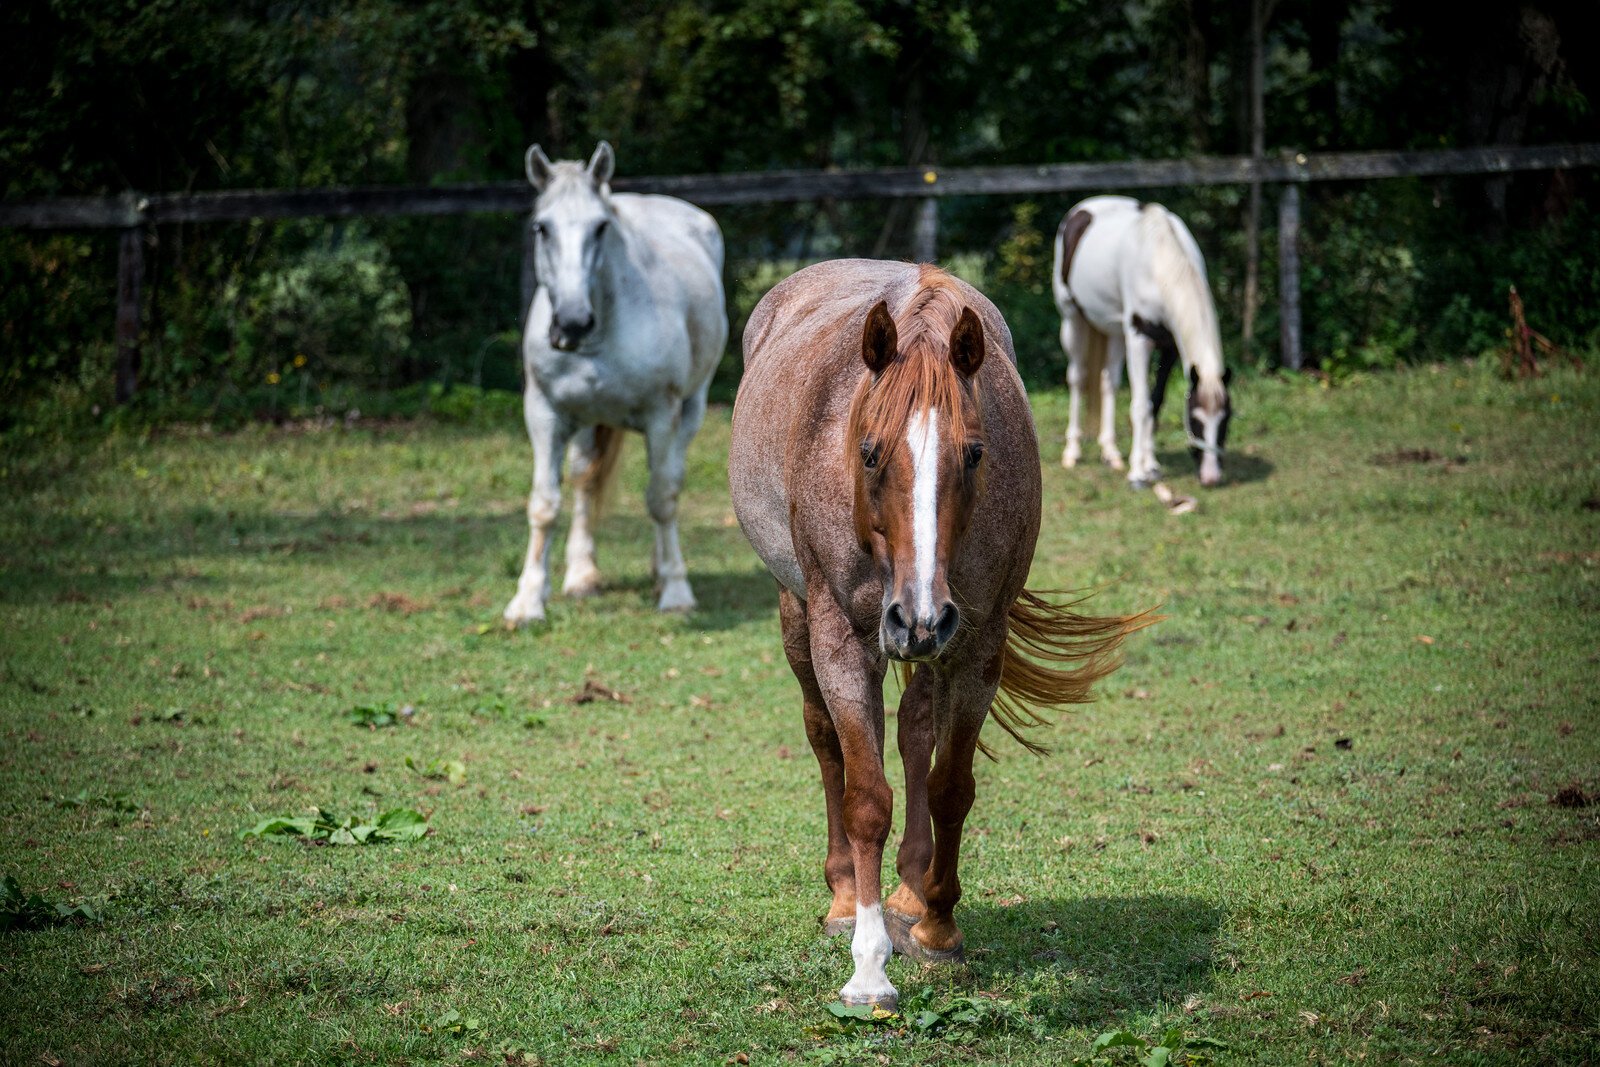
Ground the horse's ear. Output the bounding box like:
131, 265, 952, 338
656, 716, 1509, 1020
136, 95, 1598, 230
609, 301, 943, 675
862, 301, 898, 376
525, 145, 554, 191
949, 306, 986, 378
1223, 366, 1234, 386
587, 141, 615, 185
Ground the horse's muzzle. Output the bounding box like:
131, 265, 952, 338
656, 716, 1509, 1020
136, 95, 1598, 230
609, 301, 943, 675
549, 312, 596, 352
882, 600, 960, 661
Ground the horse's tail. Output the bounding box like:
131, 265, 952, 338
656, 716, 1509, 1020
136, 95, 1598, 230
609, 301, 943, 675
1081, 325, 1108, 434
985, 590, 1158, 758
573, 424, 625, 516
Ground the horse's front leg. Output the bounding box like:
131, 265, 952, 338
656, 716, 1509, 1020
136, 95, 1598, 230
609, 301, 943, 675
885, 666, 934, 943
504, 391, 570, 626
911, 675, 990, 961
642, 388, 707, 613
778, 588, 857, 934
1122, 327, 1159, 487
803, 599, 896, 1009
561, 426, 604, 598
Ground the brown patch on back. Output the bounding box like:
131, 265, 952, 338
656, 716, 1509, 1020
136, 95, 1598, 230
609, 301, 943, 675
1059, 209, 1094, 286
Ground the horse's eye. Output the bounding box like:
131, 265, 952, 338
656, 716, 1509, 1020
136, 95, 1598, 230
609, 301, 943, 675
964, 442, 985, 469
595, 220, 609, 238
533, 221, 548, 238
860, 439, 880, 470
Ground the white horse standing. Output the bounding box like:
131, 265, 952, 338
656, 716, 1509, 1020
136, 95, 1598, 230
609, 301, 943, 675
1052, 195, 1232, 488
503, 142, 728, 625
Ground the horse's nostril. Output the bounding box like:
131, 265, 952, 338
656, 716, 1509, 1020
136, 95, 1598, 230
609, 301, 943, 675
884, 603, 909, 635
934, 603, 960, 645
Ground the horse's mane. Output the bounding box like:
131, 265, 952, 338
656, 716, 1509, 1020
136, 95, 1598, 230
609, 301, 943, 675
845, 265, 983, 466
1140, 207, 1225, 402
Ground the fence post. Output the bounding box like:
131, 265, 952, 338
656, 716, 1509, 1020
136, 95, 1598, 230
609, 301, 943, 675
114, 193, 146, 404
912, 196, 938, 262
1277, 182, 1302, 371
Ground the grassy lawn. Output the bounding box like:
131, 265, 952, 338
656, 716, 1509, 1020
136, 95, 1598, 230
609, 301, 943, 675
1, 361, 1596, 1065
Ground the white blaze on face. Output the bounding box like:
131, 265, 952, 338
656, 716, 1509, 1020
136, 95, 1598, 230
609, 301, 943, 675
839, 901, 896, 1004
1193, 407, 1224, 484
906, 409, 941, 621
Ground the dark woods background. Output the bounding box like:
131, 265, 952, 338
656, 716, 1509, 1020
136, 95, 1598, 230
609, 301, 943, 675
3, 0, 1597, 425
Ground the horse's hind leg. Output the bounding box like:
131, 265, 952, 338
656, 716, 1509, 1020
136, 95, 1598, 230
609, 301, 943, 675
643, 387, 706, 613
504, 391, 569, 626
779, 588, 857, 937
561, 427, 603, 598
1100, 331, 1127, 470
1061, 312, 1088, 469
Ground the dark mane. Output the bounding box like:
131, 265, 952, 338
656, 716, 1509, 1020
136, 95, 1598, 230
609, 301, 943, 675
845, 265, 983, 466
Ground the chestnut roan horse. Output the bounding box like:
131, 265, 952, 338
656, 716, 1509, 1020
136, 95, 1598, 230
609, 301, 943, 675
731, 261, 1146, 1009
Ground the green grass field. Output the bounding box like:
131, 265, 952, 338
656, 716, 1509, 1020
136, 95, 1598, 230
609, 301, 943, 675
2, 362, 1597, 1065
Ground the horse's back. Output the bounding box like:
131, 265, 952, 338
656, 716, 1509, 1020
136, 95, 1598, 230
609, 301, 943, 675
612, 192, 728, 384
1057, 196, 1207, 332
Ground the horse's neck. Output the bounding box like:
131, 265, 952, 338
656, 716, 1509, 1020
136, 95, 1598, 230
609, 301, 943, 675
1141, 213, 1224, 389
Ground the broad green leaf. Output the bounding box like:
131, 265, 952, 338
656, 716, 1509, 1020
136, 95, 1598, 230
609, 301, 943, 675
328, 826, 359, 845
372, 808, 429, 840
1093, 1030, 1147, 1053
1162, 1026, 1186, 1050
239, 816, 317, 839
826, 1002, 877, 1020
1141, 1046, 1171, 1067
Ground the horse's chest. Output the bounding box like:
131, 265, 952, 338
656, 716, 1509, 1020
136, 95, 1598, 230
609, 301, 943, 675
534, 348, 681, 424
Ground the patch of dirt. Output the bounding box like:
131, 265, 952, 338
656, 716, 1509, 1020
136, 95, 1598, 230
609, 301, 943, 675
367, 591, 430, 614
1549, 783, 1594, 809
1371, 447, 1467, 469
572, 679, 629, 705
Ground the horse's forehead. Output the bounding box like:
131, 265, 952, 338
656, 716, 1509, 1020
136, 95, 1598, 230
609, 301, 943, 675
538, 172, 607, 220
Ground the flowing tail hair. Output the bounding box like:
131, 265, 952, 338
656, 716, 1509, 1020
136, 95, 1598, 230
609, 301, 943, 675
985, 590, 1159, 758
1080, 326, 1108, 439
572, 425, 625, 516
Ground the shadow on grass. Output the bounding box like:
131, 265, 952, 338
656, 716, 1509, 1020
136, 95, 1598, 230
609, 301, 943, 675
959, 893, 1223, 1025
1153, 447, 1275, 487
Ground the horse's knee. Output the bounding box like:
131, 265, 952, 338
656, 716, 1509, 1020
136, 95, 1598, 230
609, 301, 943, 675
645, 482, 680, 525
927, 769, 974, 828
844, 780, 892, 848
528, 492, 560, 526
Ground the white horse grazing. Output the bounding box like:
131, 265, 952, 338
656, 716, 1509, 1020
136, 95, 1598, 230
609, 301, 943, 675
503, 142, 728, 625
1052, 195, 1232, 488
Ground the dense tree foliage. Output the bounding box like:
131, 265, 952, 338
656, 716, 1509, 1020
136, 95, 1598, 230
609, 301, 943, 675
2, 0, 1596, 421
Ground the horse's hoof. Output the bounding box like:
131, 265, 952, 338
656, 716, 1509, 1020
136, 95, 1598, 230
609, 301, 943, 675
1127, 477, 1152, 491
1105, 455, 1126, 471
562, 569, 603, 599
885, 911, 965, 964
839, 991, 898, 1013
502, 599, 547, 627
656, 580, 696, 613
822, 916, 855, 937
1062, 448, 1081, 469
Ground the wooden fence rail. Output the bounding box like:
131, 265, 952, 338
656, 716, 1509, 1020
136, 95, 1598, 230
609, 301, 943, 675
3, 143, 1596, 397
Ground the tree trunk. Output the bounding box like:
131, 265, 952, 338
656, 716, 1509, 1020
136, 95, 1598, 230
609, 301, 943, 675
1240, 0, 1265, 357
